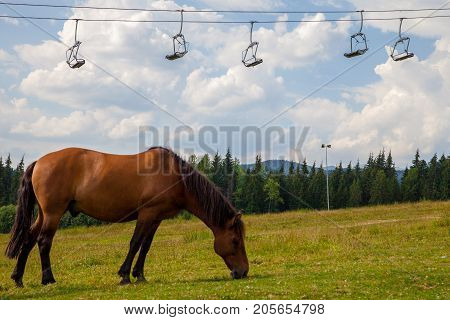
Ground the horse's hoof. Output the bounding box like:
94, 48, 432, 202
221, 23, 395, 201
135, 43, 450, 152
14, 279, 24, 288
136, 276, 147, 284
42, 277, 56, 285
11, 273, 23, 288
119, 278, 131, 285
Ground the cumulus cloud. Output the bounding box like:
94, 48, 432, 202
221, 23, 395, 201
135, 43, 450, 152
12, 106, 153, 139
14, 41, 64, 70
198, 0, 284, 10
255, 13, 350, 70
182, 66, 274, 113
13, 1, 349, 125
291, 42, 450, 166
346, 0, 450, 38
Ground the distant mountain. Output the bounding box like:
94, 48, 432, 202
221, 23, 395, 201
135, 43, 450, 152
241, 159, 404, 181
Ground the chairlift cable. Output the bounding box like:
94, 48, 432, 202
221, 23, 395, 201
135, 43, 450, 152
1, 14, 450, 23
1, 1, 450, 15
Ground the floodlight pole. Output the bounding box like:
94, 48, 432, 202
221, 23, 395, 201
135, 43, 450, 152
321, 144, 331, 211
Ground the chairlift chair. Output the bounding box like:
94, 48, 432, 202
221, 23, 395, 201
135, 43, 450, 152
166, 10, 189, 60
242, 22, 263, 67
344, 11, 368, 58
66, 20, 85, 69
390, 18, 414, 61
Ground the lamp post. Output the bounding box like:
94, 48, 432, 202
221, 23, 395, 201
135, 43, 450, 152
321, 144, 331, 211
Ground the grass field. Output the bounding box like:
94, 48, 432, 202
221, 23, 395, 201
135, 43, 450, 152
0, 201, 449, 299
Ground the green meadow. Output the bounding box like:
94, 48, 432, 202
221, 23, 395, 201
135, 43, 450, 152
0, 201, 448, 299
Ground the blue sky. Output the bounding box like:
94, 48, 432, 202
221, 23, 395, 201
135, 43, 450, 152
0, 0, 449, 167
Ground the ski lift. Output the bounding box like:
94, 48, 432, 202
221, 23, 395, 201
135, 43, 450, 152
390, 18, 414, 61
66, 19, 85, 69
166, 10, 189, 60
242, 21, 263, 67
344, 10, 368, 58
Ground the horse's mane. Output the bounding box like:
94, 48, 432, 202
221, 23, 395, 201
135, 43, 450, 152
148, 147, 243, 232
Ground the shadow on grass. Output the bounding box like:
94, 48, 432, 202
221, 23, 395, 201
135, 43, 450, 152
152, 273, 274, 285
1, 283, 99, 300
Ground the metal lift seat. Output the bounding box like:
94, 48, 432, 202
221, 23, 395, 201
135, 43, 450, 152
166, 10, 188, 61
242, 22, 263, 68
344, 11, 368, 58
390, 18, 414, 62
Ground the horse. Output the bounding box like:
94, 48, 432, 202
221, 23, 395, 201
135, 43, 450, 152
5, 147, 248, 287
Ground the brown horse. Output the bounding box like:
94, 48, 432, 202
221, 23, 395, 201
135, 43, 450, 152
5, 147, 248, 287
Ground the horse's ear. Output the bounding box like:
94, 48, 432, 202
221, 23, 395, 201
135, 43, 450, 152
232, 212, 242, 225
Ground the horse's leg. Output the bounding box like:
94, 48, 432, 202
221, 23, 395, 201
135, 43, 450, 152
118, 219, 147, 285
11, 208, 43, 287
37, 212, 62, 285
132, 221, 161, 282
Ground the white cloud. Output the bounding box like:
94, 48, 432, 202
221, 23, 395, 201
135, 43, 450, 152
291, 42, 450, 166
182, 66, 266, 112
14, 1, 348, 126
108, 111, 154, 139
11, 105, 153, 139
255, 14, 350, 70
197, 0, 284, 10
14, 41, 64, 70
193, 13, 349, 70
346, 0, 450, 38
0, 91, 38, 125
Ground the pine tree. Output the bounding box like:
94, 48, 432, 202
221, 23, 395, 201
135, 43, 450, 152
335, 175, 348, 208
361, 153, 375, 205
370, 170, 388, 204
243, 155, 266, 213
298, 159, 309, 208
411, 149, 427, 199
197, 154, 211, 174
231, 157, 241, 204
375, 150, 386, 171
12, 156, 25, 204
277, 162, 289, 212
401, 167, 420, 201
305, 162, 316, 207
285, 161, 297, 210
0, 157, 4, 206
438, 154, 449, 200
424, 154, 440, 200
211, 152, 224, 191
348, 179, 362, 207
223, 148, 234, 199
308, 164, 326, 209
330, 162, 344, 209
354, 160, 361, 180
385, 151, 399, 203
3, 154, 13, 205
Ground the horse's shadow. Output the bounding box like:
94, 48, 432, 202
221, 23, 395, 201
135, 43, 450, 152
156, 273, 273, 285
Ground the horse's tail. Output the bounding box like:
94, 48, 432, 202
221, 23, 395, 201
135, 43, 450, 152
5, 161, 37, 259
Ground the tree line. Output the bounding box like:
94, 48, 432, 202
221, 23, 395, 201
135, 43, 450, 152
187, 149, 449, 213
0, 149, 448, 232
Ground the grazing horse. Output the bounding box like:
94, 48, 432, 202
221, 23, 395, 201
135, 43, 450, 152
5, 147, 248, 287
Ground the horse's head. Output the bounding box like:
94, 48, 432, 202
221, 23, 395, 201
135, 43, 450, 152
213, 213, 249, 279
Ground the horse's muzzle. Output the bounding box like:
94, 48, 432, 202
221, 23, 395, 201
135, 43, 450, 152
231, 269, 248, 279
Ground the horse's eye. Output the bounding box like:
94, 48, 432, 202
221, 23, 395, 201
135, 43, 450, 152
232, 238, 239, 248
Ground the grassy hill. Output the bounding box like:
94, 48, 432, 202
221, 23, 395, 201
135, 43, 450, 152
0, 201, 448, 299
